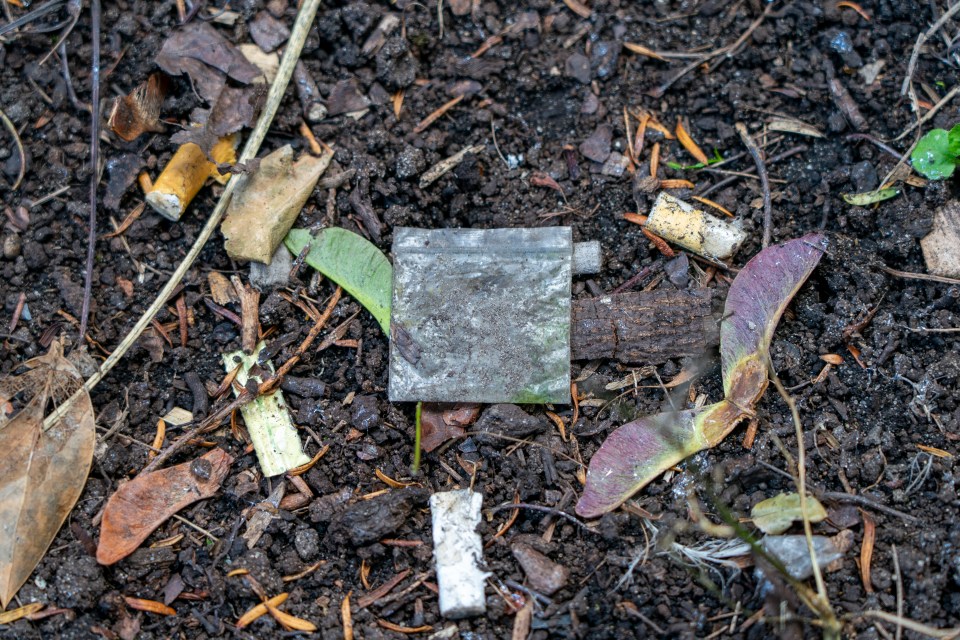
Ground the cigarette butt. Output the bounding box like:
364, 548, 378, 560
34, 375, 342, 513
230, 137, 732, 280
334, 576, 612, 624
146, 134, 239, 221
646, 193, 746, 260
138, 171, 153, 194
430, 490, 489, 619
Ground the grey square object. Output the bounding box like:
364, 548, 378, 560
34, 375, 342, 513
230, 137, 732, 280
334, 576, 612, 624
389, 227, 572, 404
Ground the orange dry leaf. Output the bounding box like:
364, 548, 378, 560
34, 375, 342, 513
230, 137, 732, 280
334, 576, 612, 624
623, 212, 647, 226
287, 444, 330, 476
675, 118, 709, 165
562, 0, 591, 19
265, 601, 317, 632
0, 602, 44, 625
545, 410, 567, 441
659, 179, 695, 189
741, 418, 758, 449
392, 90, 405, 119
237, 593, 288, 628
650, 142, 660, 177
623, 43, 666, 61
413, 95, 464, 134
108, 73, 169, 142
342, 592, 354, 640
123, 596, 176, 616
375, 469, 417, 489
820, 353, 844, 365
378, 620, 433, 633
96, 448, 234, 565
860, 511, 875, 593
691, 195, 734, 218
917, 444, 953, 458
643, 228, 676, 258
836, 1, 870, 21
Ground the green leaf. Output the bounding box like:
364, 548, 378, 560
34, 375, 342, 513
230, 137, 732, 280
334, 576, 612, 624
948, 123, 960, 158
284, 228, 393, 334
841, 188, 900, 206
911, 128, 957, 180
751, 492, 827, 535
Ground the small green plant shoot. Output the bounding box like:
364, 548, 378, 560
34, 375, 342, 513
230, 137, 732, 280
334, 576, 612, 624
911, 124, 960, 180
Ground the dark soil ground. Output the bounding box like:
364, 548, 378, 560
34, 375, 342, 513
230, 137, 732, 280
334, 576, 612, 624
2, 0, 960, 638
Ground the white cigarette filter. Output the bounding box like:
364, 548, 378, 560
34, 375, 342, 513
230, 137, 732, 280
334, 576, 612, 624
646, 192, 747, 260
430, 490, 490, 619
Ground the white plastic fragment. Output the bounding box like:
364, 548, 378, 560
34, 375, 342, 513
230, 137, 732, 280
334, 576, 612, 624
430, 490, 490, 619
646, 192, 747, 260
573, 241, 602, 275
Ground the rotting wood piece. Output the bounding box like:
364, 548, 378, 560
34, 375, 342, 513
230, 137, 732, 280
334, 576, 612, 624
571, 289, 715, 363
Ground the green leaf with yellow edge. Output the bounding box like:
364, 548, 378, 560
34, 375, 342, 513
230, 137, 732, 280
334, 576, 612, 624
841, 188, 900, 206
284, 227, 393, 334
751, 492, 827, 535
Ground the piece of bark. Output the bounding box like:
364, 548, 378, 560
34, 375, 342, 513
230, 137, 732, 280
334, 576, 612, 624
571, 289, 715, 363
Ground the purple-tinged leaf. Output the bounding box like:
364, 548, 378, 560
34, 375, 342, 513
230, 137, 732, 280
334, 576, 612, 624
575, 401, 744, 518
576, 234, 828, 518
720, 233, 828, 407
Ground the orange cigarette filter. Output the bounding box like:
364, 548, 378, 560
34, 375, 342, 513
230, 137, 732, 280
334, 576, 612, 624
146, 133, 238, 221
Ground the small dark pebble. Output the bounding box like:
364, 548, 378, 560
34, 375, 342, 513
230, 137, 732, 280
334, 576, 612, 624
511, 542, 570, 596
294, 527, 320, 560
565, 52, 591, 84
351, 394, 380, 431
579, 125, 613, 163
281, 375, 327, 398
474, 404, 548, 445
325, 487, 429, 547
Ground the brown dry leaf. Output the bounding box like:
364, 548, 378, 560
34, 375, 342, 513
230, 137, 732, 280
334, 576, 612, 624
207, 272, 238, 305
123, 596, 176, 616
155, 22, 261, 102
96, 448, 234, 565
108, 73, 169, 142
0, 339, 96, 608
172, 85, 267, 155
420, 403, 481, 452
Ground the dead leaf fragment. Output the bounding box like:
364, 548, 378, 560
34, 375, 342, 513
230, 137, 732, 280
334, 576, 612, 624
767, 117, 824, 138
420, 403, 481, 452
222, 144, 333, 263
123, 596, 176, 616
0, 602, 45, 624
751, 492, 827, 535
155, 22, 261, 102
0, 340, 96, 608
108, 73, 169, 142
96, 448, 234, 565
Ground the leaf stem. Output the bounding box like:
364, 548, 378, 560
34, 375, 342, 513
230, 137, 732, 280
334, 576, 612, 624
412, 401, 423, 475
